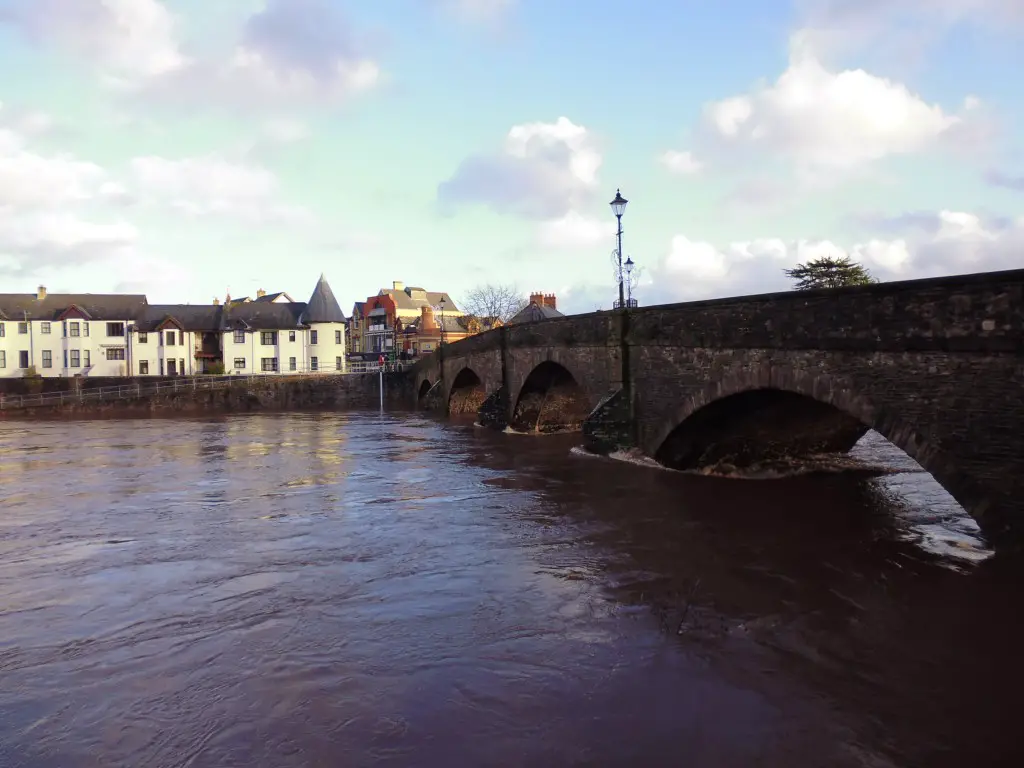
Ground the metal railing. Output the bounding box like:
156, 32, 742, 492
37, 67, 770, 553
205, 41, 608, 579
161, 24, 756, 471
0, 362, 411, 411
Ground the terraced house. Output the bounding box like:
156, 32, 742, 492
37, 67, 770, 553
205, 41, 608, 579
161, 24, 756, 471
0, 275, 348, 378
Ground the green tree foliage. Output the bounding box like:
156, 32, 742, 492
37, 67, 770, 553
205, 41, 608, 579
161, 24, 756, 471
784, 255, 877, 290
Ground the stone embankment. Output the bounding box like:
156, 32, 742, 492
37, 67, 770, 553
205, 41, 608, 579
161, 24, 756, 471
0, 374, 412, 418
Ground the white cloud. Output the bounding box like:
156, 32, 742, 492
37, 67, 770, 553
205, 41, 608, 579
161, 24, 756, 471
128, 154, 314, 225
0, 0, 380, 109
701, 40, 977, 180
1, 0, 186, 80
439, 116, 603, 219
133, 0, 380, 109
439, 116, 617, 255
537, 211, 615, 249
652, 211, 1022, 304
795, 0, 1024, 62
561, 210, 1023, 312
660, 149, 702, 175
0, 103, 108, 208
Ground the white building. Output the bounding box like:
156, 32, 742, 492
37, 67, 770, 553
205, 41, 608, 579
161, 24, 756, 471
0, 276, 348, 378
0, 287, 145, 378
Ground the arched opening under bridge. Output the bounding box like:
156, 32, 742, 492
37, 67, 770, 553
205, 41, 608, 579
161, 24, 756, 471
511, 361, 590, 433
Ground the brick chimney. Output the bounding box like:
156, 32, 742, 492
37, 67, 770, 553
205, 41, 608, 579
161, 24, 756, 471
421, 304, 437, 332
256, 288, 266, 298
529, 292, 557, 309
393, 280, 405, 292
37, 285, 46, 300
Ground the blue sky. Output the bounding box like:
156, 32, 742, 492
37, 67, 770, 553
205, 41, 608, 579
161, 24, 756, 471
0, 0, 1021, 313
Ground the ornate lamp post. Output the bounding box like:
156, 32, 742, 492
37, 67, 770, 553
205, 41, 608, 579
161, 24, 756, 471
610, 189, 628, 309
625, 256, 635, 307
438, 297, 447, 347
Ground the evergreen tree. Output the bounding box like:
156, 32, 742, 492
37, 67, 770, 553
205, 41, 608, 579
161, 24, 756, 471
784, 255, 877, 290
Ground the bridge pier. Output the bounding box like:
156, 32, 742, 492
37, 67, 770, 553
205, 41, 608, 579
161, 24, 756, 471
582, 389, 634, 454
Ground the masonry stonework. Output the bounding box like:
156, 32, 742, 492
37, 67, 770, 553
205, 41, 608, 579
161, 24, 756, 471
411, 269, 1024, 549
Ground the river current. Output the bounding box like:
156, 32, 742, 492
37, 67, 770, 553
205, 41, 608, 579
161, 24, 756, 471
0, 412, 1021, 767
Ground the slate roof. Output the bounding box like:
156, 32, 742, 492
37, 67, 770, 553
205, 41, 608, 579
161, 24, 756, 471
256, 291, 292, 303
138, 301, 308, 332
224, 301, 307, 330
507, 302, 565, 324
304, 274, 346, 323
0, 293, 148, 322
137, 304, 224, 332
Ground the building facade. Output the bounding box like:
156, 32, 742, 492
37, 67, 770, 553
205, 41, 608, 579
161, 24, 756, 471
0, 276, 348, 378
351, 280, 465, 357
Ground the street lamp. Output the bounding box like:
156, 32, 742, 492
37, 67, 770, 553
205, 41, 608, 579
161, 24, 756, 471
438, 297, 446, 347
625, 256, 635, 306
610, 189, 628, 309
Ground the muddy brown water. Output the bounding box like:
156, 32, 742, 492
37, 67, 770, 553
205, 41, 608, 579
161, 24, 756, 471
0, 412, 1021, 767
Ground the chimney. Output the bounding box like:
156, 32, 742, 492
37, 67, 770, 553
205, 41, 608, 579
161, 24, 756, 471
393, 280, 405, 292
256, 288, 266, 298
529, 292, 543, 306
212, 297, 220, 306
421, 304, 436, 332
37, 285, 47, 301
544, 293, 557, 310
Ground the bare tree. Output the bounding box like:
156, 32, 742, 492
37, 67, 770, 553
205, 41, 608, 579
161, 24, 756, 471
460, 283, 528, 323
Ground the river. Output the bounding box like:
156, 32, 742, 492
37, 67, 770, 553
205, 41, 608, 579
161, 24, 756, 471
0, 412, 1021, 767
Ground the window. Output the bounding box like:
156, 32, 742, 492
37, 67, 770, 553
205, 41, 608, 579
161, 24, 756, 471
233, 330, 245, 343
70, 350, 80, 368
70, 322, 80, 337
106, 322, 125, 337
139, 360, 149, 375
138, 332, 148, 343
0, 350, 5, 368
289, 356, 296, 371
261, 357, 279, 372
83, 323, 89, 337
310, 330, 318, 345
106, 348, 126, 361
233, 357, 246, 370
167, 359, 177, 376
165, 331, 176, 346
261, 331, 277, 345
18, 322, 28, 334
335, 330, 342, 345
335, 356, 342, 371
40, 322, 51, 334
310, 356, 318, 371
0, 322, 4, 337
19, 351, 29, 368
179, 332, 184, 345
41, 350, 52, 368
84, 350, 91, 367
289, 331, 296, 342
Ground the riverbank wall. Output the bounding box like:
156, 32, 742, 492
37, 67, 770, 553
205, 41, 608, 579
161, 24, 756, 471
0, 373, 412, 419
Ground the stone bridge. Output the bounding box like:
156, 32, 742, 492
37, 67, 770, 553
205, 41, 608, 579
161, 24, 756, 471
410, 269, 1024, 551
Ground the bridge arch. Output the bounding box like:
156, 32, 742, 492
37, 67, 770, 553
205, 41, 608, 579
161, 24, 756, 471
511, 360, 591, 433
649, 366, 990, 529
447, 367, 487, 416
417, 378, 433, 401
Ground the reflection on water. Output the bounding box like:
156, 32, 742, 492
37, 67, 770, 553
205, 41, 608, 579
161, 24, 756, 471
0, 413, 1021, 767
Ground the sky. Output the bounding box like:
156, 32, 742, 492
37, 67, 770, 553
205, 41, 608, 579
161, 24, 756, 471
0, 0, 1021, 314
